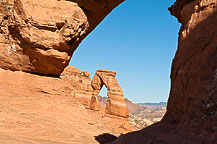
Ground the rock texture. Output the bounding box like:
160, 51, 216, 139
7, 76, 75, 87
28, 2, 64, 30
129, 115, 154, 129
0, 1, 132, 143
109, 0, 217, 143
60, 67, 129, 118
60, 66, 94, 109
0, 67, 131, 144
0, 0, 124, 76
129, 107, 166, 130
98, 95, 166, 130
125, 98, 143, 114
91, 69, 129, 118
166, 0, 217, 132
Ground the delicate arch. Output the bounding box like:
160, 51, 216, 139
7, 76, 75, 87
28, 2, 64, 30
91, 69, 129, 118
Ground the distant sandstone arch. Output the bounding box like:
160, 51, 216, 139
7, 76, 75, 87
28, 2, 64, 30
90, 70, 129, 118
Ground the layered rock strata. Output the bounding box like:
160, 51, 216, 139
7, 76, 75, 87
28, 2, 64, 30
109, 0, 217, 143
60, 66, 129, 119
60, 66, 94, 109
0, 0, 124, 76
165, 0, 217, 129
91, 69, 129, 118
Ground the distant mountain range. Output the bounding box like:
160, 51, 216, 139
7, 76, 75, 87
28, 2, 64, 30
97, 95, 167, 113
137, 102, 167, 106
136, 102, 167, 110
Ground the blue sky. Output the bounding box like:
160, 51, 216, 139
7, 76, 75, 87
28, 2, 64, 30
70, 0, 181, 103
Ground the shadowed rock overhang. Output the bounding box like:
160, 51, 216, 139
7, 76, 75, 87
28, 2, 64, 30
0, 0, 125, 76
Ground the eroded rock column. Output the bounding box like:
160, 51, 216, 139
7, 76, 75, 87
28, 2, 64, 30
90, 73, 101, 111
91, 70, 129, 118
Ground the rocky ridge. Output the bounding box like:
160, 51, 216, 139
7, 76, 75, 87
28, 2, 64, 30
98, 96, 167, 129
137, 102, 167, 110
129, 107, 166, 129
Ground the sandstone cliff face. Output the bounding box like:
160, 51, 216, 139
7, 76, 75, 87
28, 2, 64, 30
91, 69, 129, 118
109, 0, 217, 143
0, 0, 124, 76
166, 0, 217, 130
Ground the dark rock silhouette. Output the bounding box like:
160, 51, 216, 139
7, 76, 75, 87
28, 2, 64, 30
95, 133, 118, 144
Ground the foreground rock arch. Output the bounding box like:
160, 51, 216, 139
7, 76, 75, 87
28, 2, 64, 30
0, 0, 124, 76
91, 70, 129, 118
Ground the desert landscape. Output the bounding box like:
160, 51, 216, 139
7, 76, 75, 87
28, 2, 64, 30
98, 95, 167, 129
0, 0, 217, 144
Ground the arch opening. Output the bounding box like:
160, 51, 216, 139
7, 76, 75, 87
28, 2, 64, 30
98, 85, 108, 108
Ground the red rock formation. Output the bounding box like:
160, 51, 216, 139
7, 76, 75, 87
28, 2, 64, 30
97, 95, 144, 114
60, 66, 94, 109
91, 69, 129, 118
125, 98, 142, 114
0, 1, 132, 142
0, 0, 124, 76
0, 67, 131, 143
165, 0, 217, 128
98, 96, 143, 114
60, 67, 129, 118
109, 0, 217, 143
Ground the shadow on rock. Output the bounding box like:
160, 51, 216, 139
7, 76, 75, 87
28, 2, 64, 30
95, 133, 117, 144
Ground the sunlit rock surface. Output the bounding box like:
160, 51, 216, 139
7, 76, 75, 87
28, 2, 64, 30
91, 69, 129, 118
0, 0, 124, 76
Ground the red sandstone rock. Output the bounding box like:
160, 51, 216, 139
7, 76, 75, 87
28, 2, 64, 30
166, 0, 217, 130
0, 67, 131, 143
109, 0, 217, 143
60, 66, 129, 119
0, 0, 124, 76
91, 69, 129, 118
98, 95, 145, 115
125, 98, 143, 114
60, 66, 94, 109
